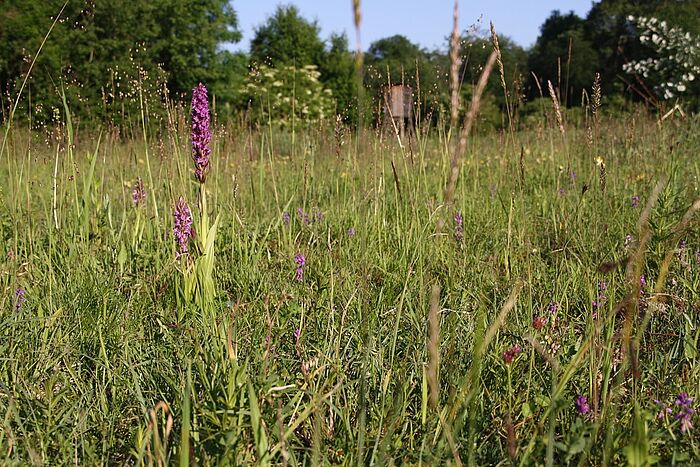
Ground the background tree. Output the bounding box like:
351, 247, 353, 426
317, 33, 356, 120
249, 5, 324, 68
458, 34, 527, 126
248, 5, 359, 121
0, 0, 240, 123
528, 10, 599, 106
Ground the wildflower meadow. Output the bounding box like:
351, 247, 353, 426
2, 1, 700, 465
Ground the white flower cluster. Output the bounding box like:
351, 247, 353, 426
623, 16, 700, 100
243, 64, 335, 125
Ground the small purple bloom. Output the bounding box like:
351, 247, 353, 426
454, 211, 464, 243
575, 395, 590, 415
640, 275, 646, 287
295, 253, 305, 267
295, 268, 304, 282
282, 212, 291, 226
297, 208, 310, 225
15, 287, 26, 312
675, 392, 695, 433
502, 344, 522, 364
570, 171, 577, 184
132, 177, 146, 207
624, 234, 633, 248
347, 227, 356, 237
191, 83, 211, 183
293, 328, 301, 341
654, 400, 673, 420
592, 281, 607, 318
631, 195, 640, 209
173, 197, 193, 258
547, 301, 560, 314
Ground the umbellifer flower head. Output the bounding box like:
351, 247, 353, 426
173, 197, 193, 258
191, 83, 211, 183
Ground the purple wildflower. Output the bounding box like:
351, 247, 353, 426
675, 393, 695, 433
297, 208, 310, 225
132, 177, 146, 207
547, 301, 560, 314
624, 234, 633, 248
575, 395, 590, 415
191, 83, 211, 183
502, 345, 522, 364
347, 227, 356, 237
173, 197, 193, 258
631, 195, 640, 209
15, 287, 26, 312
654, 399, 673, 420
592, 281, 607, 318
454, 211, 464, 243
282, 212, 291, 226
294, 253, 305, 282
293, 328, 301, 341
570, 171, 577, 184
558, 188, 567, 196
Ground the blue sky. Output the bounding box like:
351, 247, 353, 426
231, 1, 596, 52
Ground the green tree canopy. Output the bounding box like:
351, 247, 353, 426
528, 10, 600, 106
0, 0, 240, 123
249, 5, 325, 68
317, 33, 356, 120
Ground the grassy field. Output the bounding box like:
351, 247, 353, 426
1, 103, 700, 465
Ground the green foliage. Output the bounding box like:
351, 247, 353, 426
317, 33, 356, 121
528, 10, 600, 106
249, 5, 325, 68
0, 0, 239, 123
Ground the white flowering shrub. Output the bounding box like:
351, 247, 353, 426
623, 16, 700, 100
242, 64, 335, 127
